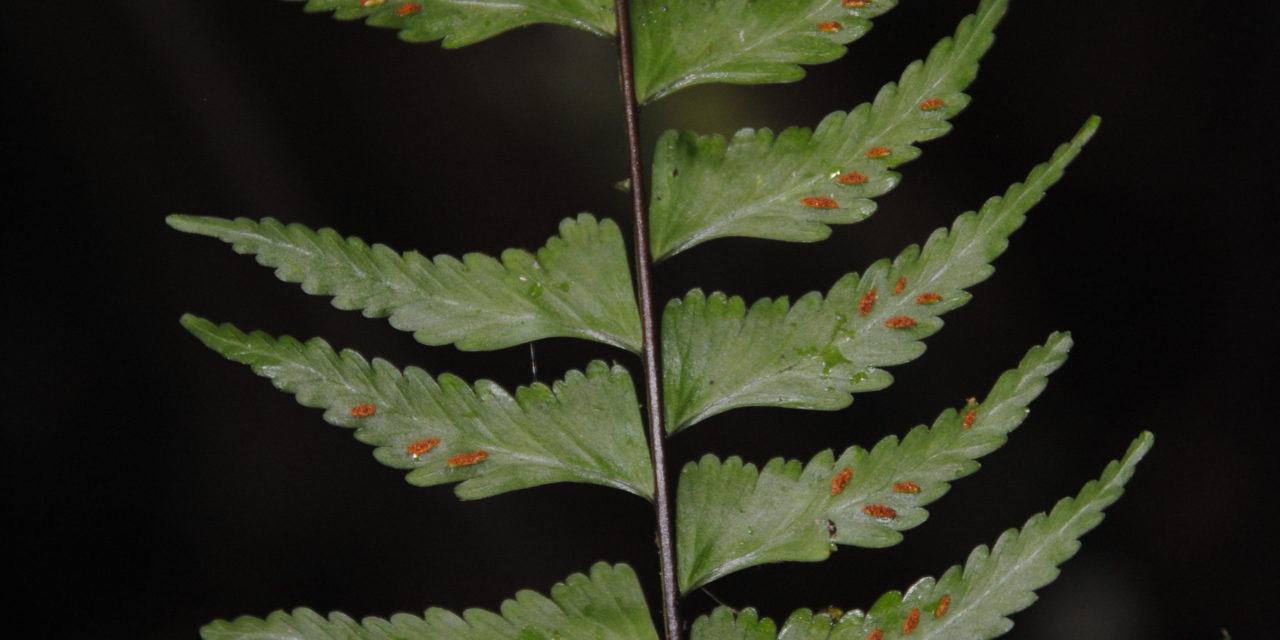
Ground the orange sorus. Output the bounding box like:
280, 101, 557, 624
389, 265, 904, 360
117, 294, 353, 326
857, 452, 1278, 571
861, 504, 897, 519
447, 450, 489, 467
838, 171, 869, 185
405, 438, 440, 457
884, 316, 916, 329
350, 403, 377, 418
858, 288, 878, 316
801, 197, 840, 209
831, 468, 853, 495
903, 607, 920, 634
935, 594, 952, 618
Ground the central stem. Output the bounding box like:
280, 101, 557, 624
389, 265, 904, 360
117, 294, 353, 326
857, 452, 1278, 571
613, 2, 683, 639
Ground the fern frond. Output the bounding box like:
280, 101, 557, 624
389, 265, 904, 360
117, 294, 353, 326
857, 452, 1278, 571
663, 117, 1098, 432
168, 214, 642, 352
633, 0, 899, 103
202, 562, 658, 640
287, 0, 615, 48
689, 432, 1154, 640
649, 0, 1006, 259
181, 316, 653, 499
676, 334, 1070, 592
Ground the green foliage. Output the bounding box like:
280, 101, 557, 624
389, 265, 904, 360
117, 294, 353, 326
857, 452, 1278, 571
648, 0, 1001, 259
176, 2, 1147, 639
168, 214, 641, 352
662, 117, 1098, 432
202, 562, 659, 640
689, 432, 1153, 640
676, 333, 1071, 592
182, 315, 652, 499
631, 0, 898, 102
288, 0, 616, 47
290, 0, 901, 103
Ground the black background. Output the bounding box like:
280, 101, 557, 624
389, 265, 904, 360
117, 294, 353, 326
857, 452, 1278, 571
4, 1, 1276, 638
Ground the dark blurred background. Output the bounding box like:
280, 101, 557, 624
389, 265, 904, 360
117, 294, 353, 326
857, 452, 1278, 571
4, 1, 1276, 638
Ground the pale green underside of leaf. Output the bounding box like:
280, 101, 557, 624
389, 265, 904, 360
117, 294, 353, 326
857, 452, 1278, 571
676, 333, 1069, 592
287, 0, 616, 48
633, 0, 899, 103
663, 116, 1099, 432
288, 0, 900, 101
181, 316, 653, 499
648, 0, 1006, 260
168, 214, 642, 353
690, 432, 1153, 640
202, 562, 659, 640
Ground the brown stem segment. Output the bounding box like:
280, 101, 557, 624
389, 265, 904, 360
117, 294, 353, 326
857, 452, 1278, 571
613, 2, 683, 639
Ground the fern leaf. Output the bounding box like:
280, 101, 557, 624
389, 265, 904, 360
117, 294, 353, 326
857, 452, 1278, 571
633, 0, 899, 103
676, 334, 1070, 592
648, 0, 1006, 260
168, 214, 642, 352
663, 116, 1098, 432
692, 608, 781, 640
689, 432, 1154, 640
181, 316, 653, 499
202, 562, 658, 640
287, 0, 615, 48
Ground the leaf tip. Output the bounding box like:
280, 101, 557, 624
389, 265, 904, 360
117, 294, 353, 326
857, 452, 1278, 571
1044, 330, 1074, 352
1132, 430, 1156, 456
451, 479, 489, 501
1074, 115, 1102, 145
166, 213, 201, 232
179, 313, 215, 336
592, 561, 636, 583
